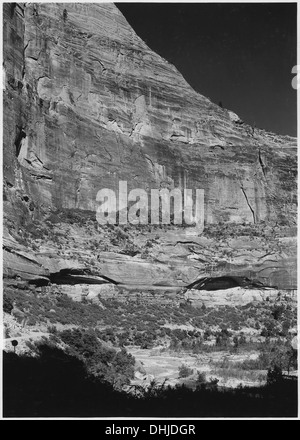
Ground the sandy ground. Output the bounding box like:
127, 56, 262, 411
127, 346, 266, 389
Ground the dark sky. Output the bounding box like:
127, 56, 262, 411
116, 3, 297, 137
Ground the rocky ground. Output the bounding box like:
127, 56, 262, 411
3, 209, 297, 297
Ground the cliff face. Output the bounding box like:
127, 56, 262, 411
3, 3, 297, 295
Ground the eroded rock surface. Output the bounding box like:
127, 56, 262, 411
3, 3, 297, 300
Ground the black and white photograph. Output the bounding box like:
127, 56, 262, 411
1, 1, 298, 420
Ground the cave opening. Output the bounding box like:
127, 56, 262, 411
28, 269, 118, 286
186, 276, 266, 291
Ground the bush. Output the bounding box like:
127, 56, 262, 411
196, 371, 206, 386
3, 294, 13, 314
178, 364, 193, 378
267, 365, 283, 386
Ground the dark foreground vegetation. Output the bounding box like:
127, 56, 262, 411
3, 344, 297, 418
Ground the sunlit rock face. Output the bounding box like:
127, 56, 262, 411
3, 3, 297, 292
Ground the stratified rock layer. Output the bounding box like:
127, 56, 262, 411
3, 3, 297, 294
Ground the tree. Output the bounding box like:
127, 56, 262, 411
203, 329, 211, 340
178, 364, 193, 378
233, 336, 239, 348
196, 371, 206, 387
239, 334, 247, 345
3, 294, 13, 314
267, 365, 283, 386
281, 319, 291, 336
287, 347, 297, 374
272, 305, 284, 321
216, 328, 231, 347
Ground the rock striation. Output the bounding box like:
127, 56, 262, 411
3, 3, 297, 299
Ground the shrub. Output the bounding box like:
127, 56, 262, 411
3, 294, 13, 314
196, 371, 206, 385
178, 364, 193, 378
267, 365, 283, 386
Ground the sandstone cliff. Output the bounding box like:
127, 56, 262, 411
3, 3, 297, 299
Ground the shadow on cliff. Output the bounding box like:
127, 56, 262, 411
3, 346, 297, 418
186, 275, 269, 291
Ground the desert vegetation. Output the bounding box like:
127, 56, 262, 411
27, 329, 135, 389
3, 343, 297, 417
4, 285, 296, 395
4, 288, 296, 349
